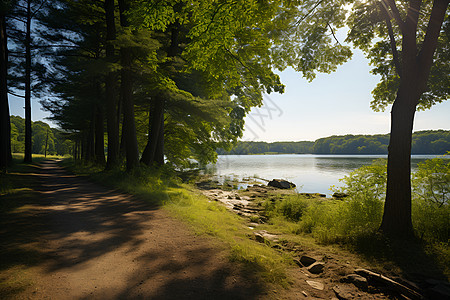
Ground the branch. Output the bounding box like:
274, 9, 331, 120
405, 0, 422, 31
383, 0, 406, 33
294, 0, 325, 28
379, 2, 402, 77
30, 0, 48, 19
8, 91, 25, 98
418, 0, 448, 69
327, 22, 341, 45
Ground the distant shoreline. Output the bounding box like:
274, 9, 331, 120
216, 130, 450, 156
218, 153, 448, 156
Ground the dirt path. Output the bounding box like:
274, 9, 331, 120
8, 160, 264, 299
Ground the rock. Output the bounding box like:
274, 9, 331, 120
254, 232, 266, 243
333, 192, 349, 199
267, 179, 296, 189
306, 280, 324, 290
342, 274, 368, 291
299, 255, 317, 267
301, 291, 308, 297
333, 285, 353, 300
307, 262, 325, 274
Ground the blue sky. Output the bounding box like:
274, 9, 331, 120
242, 49, 450, 142
8, 48, 450, 142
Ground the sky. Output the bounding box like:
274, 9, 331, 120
242, 49, 450, 142
8, 48, 450, 142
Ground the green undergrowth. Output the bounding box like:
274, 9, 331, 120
261, 157, 450, 279
63, 159, 294, 286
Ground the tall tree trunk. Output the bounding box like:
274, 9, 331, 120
86, 116, 95, 162
380, 84, 418, 237
140, 97, 164, 166
94, 103, 106, 165
379, 0, 448, 238
118, 0, 139, 171
104, 0, 119, 169
154, 114, 164, 166
24, 0, 32, 163
0, 10, 10, 171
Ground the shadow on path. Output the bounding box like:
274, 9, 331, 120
1, 160, 264, 299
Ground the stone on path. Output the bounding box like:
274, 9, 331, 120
299, 255, 317, 267
307, 262, 325, 274
342, 274, 368, 291
306, 280, 324, 290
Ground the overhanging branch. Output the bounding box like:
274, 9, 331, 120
383, 0, 406, 33
379, 2, 402, 77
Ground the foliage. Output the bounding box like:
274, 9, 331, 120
346, 0, 450, 112
9, 115, 72, 156
298, 161, 386, 243
263, 156, 449, 246
412, 155, 450, 242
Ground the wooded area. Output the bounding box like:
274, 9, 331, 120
0, 0, 448, 239
217, 130, 450, 155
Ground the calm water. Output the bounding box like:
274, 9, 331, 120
207, 154, 442, 195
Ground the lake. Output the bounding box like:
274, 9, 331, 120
206, 154, 443, 195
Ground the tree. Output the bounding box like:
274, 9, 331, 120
0, 0, 12, 171
346, 0, 449, 237
7, 0, 49, 163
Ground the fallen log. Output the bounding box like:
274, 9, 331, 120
355, 269, 423, 300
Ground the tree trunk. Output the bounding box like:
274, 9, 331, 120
380, 85, 418, 237
0, 10, 10, 171
104, 0, 119, 170
118, 0, 139, 171
379, 0, 448, 238
141, 97, 164, 166
154, 113, 164, 166
86, 116, 95, 162
94, 103, 106, 165
24, 0, 32, 163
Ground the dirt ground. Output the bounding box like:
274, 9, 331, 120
1, 160, 265, 299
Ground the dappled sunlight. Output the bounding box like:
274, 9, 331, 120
2, 160, 264, 299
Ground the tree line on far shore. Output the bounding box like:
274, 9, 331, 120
217, 130, 450, 155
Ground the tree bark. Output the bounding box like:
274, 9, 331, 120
380, 85, 418, 237
94, 103, 106, 165
86, 114, 95, 162
118, 0, 139, 171
141, 97, 164, 166
104, 0, 119, 170
24, 0, 32, 163
0, 10, 10, 171
154, 113, 164, 166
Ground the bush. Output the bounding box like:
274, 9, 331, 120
412, 156, 450, 243
294, 160, 386, 243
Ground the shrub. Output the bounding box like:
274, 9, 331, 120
296, 160, 386, 243
412, 156, 450, 243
